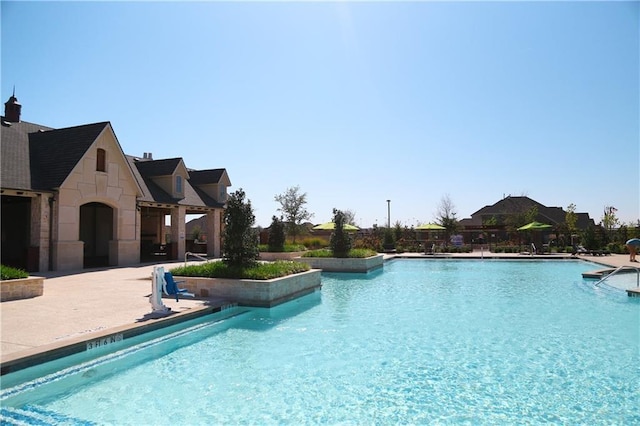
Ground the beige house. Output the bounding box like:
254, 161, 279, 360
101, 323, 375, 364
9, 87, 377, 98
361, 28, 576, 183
1, 93, 230, 272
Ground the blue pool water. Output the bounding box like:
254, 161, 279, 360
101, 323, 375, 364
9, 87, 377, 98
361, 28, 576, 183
2, 260, 639, 425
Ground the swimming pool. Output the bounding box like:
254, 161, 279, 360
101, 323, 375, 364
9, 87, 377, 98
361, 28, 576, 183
2, 260, 639, 424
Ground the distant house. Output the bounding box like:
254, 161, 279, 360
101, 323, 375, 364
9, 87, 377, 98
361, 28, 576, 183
1, 93, 231, 271
457, 196, 595, 244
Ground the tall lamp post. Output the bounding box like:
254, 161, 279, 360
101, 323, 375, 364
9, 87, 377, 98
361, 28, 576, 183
386, 200, 391, 229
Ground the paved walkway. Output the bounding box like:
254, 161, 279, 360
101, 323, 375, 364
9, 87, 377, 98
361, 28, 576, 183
1, 261, 217, 367
1, 253, 637, 370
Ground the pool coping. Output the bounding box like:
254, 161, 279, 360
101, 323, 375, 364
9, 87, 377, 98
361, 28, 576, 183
0, 302, 225, 376
2, 253, 636, 376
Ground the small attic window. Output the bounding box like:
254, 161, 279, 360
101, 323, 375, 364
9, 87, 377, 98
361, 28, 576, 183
176, 175, 183, 194
96, 149, 106, 172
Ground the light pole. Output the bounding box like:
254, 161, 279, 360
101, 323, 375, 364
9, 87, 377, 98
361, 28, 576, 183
386, 200, 391, 229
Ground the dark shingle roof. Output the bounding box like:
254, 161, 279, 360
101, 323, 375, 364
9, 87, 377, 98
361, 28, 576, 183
1, 119, 53, 190
29, 122, 109, 190
3, 117, 229, 210
188, 169, 225, 185
133, 158, 183, 177
464, 196, 595, 228
192, 186, 224, 208
127, 156, 225, 208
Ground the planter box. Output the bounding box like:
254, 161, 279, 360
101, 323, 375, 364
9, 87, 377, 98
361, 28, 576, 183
175, 269, 321, 308
258, 251, 306, 261
1, 276, 44, 302
296, 254, 384, 273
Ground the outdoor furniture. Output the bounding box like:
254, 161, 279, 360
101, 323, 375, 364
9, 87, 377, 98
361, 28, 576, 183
163, 272, 194, 301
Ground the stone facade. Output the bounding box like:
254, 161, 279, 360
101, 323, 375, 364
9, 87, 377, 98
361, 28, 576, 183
296, 254, 385, 273
0, 276, 44, 301
174, 269, 322, 307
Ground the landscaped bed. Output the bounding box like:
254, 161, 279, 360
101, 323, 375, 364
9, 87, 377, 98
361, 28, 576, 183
169, 261, 320, 307
0, 265, 43, 301
298, 249, 383, 273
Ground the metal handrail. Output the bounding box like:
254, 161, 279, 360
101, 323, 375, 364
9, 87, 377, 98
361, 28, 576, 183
594, 265, 640, 287
184, 251, 209, 267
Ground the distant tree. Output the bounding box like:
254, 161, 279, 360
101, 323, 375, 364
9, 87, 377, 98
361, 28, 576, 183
274, 185, 313, 244
343, 209, 357, 226
190, 225, 202, 241
565, 203, 578, 245
601, 206, 619, 243
330, 208, 352, 258
436, 194, 459, 246
223, 189, 259, 266
383, 227, 395, 250
505, 205, 538, 240
393, 221, 403, 241
483, 216, 499, 227
267, 216, 286, 252
524, 206, 538, 224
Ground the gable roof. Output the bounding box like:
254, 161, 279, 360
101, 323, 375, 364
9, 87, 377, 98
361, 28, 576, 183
188, 169, 231, 186
1, 112, 228, 211
127, 156, 225, 208
133, 158, 184, 177
29, 122, 110, 190
0, 119, 53, 190
462, 196, 595, 228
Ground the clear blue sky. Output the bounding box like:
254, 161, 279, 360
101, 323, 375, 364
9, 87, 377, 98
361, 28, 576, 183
2, 1, 638, 228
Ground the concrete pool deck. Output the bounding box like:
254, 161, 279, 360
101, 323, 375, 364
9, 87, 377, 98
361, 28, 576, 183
1, 252, 638, 373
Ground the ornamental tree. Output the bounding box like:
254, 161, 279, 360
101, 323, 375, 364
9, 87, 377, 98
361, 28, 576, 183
330, 208, 352, 258
223, 188, 259, 266
274, 185, 313, 244
267, 216, 286, 252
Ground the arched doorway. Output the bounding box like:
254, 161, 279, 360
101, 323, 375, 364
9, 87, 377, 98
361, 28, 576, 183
80, 202, 113, 268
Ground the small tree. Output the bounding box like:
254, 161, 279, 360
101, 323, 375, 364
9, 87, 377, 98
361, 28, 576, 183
267, 216, 286, 252
436, 194, 459, 247
383, 228, 395, 250
190, 225, 202, 241
330, 208, 352, 258
274, 185, 313, 244
565, 203, 578, 246
343, 209, 357, 226
601, 206, 619, 244
223, 189, 259, 266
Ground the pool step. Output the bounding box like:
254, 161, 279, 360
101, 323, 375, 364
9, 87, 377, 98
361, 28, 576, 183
582, 268, 614, 279
0, 404, 96, 425
626, 287, 640, 297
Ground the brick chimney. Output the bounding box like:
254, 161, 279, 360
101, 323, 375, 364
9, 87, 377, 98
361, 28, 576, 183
4, 87, 21, 123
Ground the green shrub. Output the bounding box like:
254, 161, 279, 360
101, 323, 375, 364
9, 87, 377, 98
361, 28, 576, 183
329, 209, 352, 258
300, 237, 327, 250
223, 189, 259, 266
607, 243, 623, 254
302, 249, 333, 258
353, 235, 382, 252
382, 228, 395, 249
259, 244, 307, 253
302, 248, 376, 258
1, 264, 29, 280
267, 216, 286, 252
170, 260, 310, 280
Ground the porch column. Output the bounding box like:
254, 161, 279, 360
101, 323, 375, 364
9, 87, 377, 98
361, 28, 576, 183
206, 209, 222, 258
30, 194, 51, 272
171, 206, 186, 260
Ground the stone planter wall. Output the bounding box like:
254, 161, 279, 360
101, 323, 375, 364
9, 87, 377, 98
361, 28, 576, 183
175, 269, 321, 307
258, 251, 306, 261
296, 254, 384, 273
1, 276, 44, 301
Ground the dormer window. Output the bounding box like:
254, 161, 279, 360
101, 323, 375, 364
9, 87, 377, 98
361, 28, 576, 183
96, 149, 106, 172
176, 175, 183, 194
